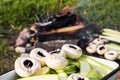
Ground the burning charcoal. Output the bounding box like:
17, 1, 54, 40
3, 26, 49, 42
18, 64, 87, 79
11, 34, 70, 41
37, 31, 80, 42
36, 39, 79, 52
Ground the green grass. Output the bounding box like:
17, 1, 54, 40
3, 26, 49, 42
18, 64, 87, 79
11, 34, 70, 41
0, 0, 77, 31
76, 0, 120, 30
0, 40, 20, 74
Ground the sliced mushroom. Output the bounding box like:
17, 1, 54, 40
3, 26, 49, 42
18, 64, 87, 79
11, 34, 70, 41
92, 38, 104, 45
30, 48, 49, 66
62, 44, 82, 59
104, 50, 118, 60
100, 38, 109, 43
97, 45, 107, 55
14, 57, 41, 77
86, 43, 97, 54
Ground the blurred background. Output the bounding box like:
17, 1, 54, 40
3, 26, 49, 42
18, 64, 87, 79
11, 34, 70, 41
0, 0, 120, 75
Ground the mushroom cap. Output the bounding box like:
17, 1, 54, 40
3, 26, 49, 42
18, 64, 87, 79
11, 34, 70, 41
14, 57, 41, 77
62, 44, 82, 59
45, 54, 68, 70
30, 48, 49, 66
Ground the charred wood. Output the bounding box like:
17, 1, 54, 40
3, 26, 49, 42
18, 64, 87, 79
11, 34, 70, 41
35, 13, 44, 23
77, 23, 103, 49
35, 12, 84, 31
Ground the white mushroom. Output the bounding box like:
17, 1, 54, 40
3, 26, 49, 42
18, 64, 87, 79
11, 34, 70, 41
45, 54, 68, 70
14, 57, 41, 77
86, 43, 97, 54
30, 48, 48, 66
49, 49, 67, 57
92, 38, 104, 45
61, 44, 82, 59
104, 50, 118, 60
97, 45, 108, 55
15, 46, 26, 53
68, 73, 89, 80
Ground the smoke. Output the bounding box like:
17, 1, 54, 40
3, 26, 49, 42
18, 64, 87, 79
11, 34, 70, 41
73, 0, 92, 9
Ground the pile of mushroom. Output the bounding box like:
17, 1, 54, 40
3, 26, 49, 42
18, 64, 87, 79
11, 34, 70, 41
14, 44, 82, 77
86, 38, 119, 60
